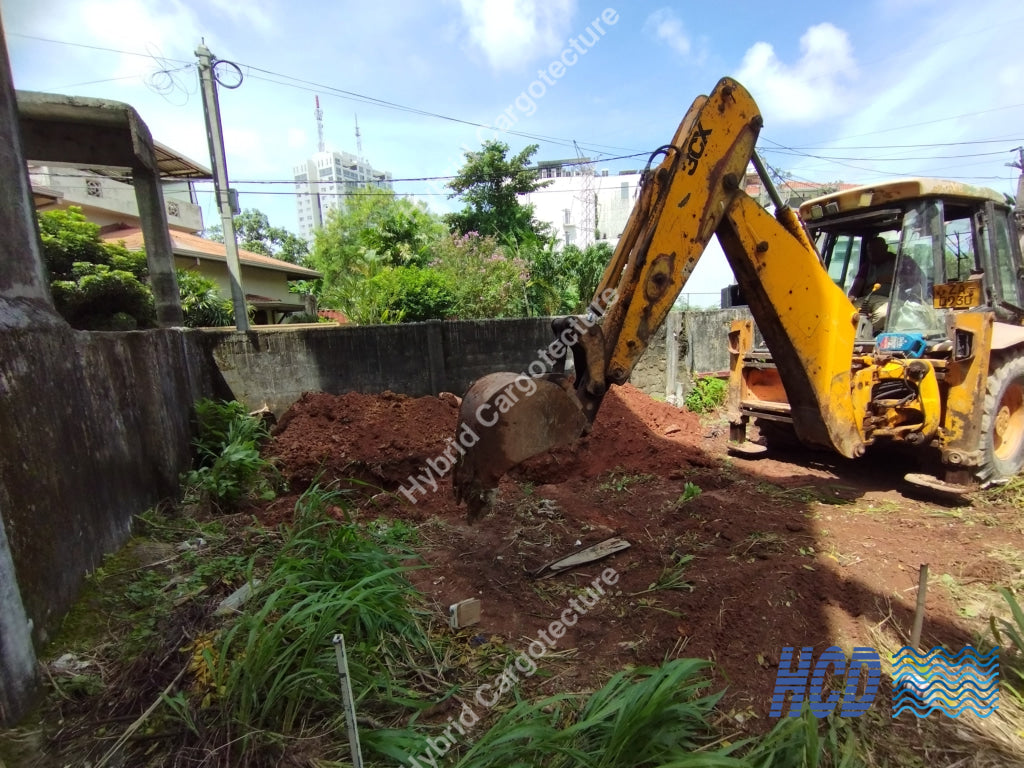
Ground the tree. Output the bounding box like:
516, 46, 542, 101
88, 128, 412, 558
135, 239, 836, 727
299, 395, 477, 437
517, 240, 612, 316
306, 187, 446, 316
445, 141, 551, 243
39, 207, 156, 330
205, 209, 309, 264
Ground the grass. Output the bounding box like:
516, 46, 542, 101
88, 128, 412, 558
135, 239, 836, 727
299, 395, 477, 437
631, 553, 696, 596
599, 468, 656, 493
451, 659, 861, 768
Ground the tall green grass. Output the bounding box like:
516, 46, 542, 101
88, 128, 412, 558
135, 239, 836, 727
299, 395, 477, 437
205, 485, 434, 733
451, 659, 860, 768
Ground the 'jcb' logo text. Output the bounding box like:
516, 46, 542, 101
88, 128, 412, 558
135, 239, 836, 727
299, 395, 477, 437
685, 122, 711, 175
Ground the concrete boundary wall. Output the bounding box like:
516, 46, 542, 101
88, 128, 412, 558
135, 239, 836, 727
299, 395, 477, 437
203, 309, 755, 418
0, 327, 218, 724
201, 318, 559, 415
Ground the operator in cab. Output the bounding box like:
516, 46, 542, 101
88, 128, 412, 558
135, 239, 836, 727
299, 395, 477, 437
849, 235, 897, 334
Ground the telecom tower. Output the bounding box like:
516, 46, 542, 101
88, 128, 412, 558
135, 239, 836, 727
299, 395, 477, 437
573, 141, 596, 248
315, 95, 325, 153
355, 114, 363, 156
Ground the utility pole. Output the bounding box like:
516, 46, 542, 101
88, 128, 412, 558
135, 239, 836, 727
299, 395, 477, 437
196, 42, 249, 331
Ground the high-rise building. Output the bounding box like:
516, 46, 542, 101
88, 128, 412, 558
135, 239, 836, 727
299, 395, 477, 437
293, 150, 393, 241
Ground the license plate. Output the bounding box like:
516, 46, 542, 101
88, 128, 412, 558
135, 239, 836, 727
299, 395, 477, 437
933, 281, 982, 309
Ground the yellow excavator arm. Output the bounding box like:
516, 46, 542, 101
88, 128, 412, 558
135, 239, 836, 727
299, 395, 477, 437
453, 77, 867, 518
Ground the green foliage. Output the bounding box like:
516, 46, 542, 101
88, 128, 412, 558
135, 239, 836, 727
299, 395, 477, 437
361, 266, 459, 323
205, 208, 309, 264
429, 231, 528, 318
39, 207, 156, 330
679, 482, 702, 503
184, 399, 276, 509
307, 187, 446, 317
176, 269, 234, 327
599, 469, 656, 493
205, 484, 432, 737
446, 140, 551, 243
990, 587, 1024, 699
454, 659, 860, 768
520, 240, 611, 315
685, 377, 728, 414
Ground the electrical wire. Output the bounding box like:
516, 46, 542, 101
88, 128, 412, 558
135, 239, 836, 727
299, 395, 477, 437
8, 33, 191, 64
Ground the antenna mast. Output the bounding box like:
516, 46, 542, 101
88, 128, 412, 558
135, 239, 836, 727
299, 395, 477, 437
355, 114, 363, 156
573, 140, 596, 247
315, 95, 325, 153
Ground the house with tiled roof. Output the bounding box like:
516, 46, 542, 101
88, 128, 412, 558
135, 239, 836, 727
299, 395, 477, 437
100, 227, 322, 325
29, 139, 322, 325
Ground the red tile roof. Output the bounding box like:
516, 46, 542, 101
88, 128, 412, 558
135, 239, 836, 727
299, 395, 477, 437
101, 226, 321, 278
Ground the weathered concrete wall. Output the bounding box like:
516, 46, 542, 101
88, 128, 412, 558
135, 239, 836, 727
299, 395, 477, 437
202, 318, 558, 415
0, 329, 218, 653
684, 308, 754, 375
201, 310, 755, 417
629, 308, 753, 401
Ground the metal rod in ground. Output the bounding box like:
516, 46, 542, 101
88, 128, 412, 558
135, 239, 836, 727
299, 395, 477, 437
910, 563, 929, 648
333, 633, 364, 768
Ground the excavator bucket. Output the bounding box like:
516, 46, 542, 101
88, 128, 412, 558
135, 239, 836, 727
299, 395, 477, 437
453, 372, 589, 521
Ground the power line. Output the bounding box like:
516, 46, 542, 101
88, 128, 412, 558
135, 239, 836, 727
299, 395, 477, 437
8, 33, 191, 64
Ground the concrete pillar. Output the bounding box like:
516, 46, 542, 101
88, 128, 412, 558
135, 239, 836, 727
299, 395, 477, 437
133, 164, 183, 327
665, 311, 682, 404
0, 16, 59, 329
0, 16, 42, 726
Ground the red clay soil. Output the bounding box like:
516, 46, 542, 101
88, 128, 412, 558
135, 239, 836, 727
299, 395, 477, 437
264, 383, 1024, 735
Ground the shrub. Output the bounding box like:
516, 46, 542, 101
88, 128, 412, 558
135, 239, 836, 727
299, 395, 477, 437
177, 270, 234, 327
684, 377, 727, 414
184, 399, 276, 509
39, 207, 157, 330
361, 266, 460, 323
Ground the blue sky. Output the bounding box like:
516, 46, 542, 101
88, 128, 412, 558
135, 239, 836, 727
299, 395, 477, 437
4, 0, 1023, 298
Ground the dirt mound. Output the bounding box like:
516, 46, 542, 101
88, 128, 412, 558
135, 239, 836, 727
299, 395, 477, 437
270, 384, 710, 503
515, 383, 713, 484
270, 390, 462, 493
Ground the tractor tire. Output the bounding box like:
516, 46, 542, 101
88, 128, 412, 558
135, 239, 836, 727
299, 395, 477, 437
976, 353, 1024, 485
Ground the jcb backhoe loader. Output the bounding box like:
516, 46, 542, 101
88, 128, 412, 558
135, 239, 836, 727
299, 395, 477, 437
452, 77, 1024, 519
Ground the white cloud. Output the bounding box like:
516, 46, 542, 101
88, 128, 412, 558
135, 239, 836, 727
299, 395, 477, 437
735, 23, 857, 123
644, 8, 691, 57
455, 0, 576, 70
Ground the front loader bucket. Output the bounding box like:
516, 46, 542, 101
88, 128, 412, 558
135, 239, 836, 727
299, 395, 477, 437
453, 372, 589, 521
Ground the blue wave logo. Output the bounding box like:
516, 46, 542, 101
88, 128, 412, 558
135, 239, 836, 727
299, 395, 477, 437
892, 646, 999, 718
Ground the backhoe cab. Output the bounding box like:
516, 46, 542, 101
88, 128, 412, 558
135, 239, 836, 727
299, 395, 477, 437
729, 179, 1024, 491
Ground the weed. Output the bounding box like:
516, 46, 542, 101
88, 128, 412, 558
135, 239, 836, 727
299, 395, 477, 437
183, 399, 279, 510
990, 587, 1024, 702
677, 482, 702, 504
599, 468, 656, 493
451, 659, 860, 768
631, 554, 695, 596
684, 376, 727, 414
984, 474, 1024, 508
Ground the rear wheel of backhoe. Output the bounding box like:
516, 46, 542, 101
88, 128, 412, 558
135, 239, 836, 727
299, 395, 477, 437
977, 353, 1024, 485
